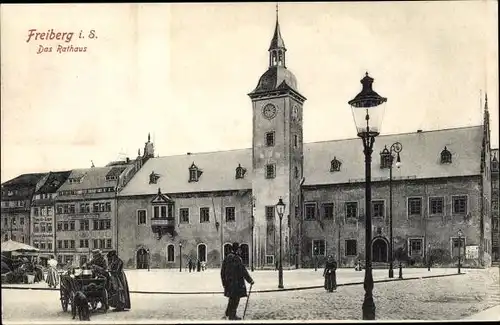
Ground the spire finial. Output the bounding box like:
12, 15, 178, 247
276, 3, 279, 21
148, 133, 151, 142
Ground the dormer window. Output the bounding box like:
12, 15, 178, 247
380, 146, 392, 169
235, 164, 247, 179
106, 176, 117, 181
440, 146, 452, 164
68, 177, 83, 184
189, 162, 203, 183
149, 171, 160, 184
491, 155, 498, 172
330, 157, 342, 172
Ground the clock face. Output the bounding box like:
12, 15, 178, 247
262, 103, 277, 119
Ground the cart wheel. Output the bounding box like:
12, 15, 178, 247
60, 286, 68, 312
102, 288, 109, 312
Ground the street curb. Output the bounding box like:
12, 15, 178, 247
1, 272, 465, 295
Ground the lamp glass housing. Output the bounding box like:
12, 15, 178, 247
276, 198, 285, 216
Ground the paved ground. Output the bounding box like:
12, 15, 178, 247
4, 267, 461, 292
1, 267, 499, 322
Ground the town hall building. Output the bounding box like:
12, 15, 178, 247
116, 13, 494, 269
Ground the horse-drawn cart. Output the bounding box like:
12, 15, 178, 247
59, 272, 109, 313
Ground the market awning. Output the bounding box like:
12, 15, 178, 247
1, 240, 39, 253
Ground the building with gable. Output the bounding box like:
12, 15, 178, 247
491, 148, 499, 262
116, 13, 494, 269
1, 173, 48, 244
30, 170, 72, 257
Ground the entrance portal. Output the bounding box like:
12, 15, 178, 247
372, 238, 389, 262
136, 248, 149, 269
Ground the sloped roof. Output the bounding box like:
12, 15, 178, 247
35, 171, 72, 194
106, 166, 127, 178
58, 167, 123, 191
119, 149, 252, 196
118, 126, 483, 196
303, 126, 482, 186
1, 173, 47, 188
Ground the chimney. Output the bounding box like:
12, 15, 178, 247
417, 129, 422, 133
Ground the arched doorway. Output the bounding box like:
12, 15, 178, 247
197, 243, 207, 262
372, 238, 389, 262
136, 248, 149, 269
223, 243, 232, 259
240, 244, 249, 266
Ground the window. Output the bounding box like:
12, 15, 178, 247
294, 166, 299, 178
265, 131, 275, 146
451, 237, 466, 257
167, 244, 175, 262
345, 240, 357, 256
40, 242, 46, 250
40, 223, 46, 232
70, 221, 75, 231
80, 239, 89, 248
294, 135, 298, 148
330, 157, 341, 172
80, 220, 89, 231
429, 197, 444, 215
189, 163, 202, 182
265, 164, 276, 179
137, 210, 147, 225
492, 199, 498, 211
69, 204, 75, 214
99, 239, 105, 249
440, 146, 452, 164
63, 222, 69, 231
161, 206, 167, 218
345, 202, 358, 219
492, 219, 498, 230
168, 205, 174, 218
312, 240, 326, 256
266, 255, 274, 265
70, 240, 75, 249
47, 207, 53, 215
34, 223, 40, 233
19, 217, 24, 226
322, 203, 334, 219
153, 206, 159, 218
180, 208, 189, 223
225, 207, 235, 222
107, 239, 112, 249
408, 198, 422, 216
380, 146, 392, 169
265, 206, 275, 220
189, 169, 197, 182
409, 238, 423, 257
295, 206, 300, 218
200, 207, 210, 223
304, 203, 317, 220
47, 223, 52, 232
93, 239, 98, 249
372, 200, 385, 218
197, 243, 207, 262
235, 164, 246, 179
48, 242, 52, 250
58, 240, 62, 249
105, 202, 111, 212
33, 207, 39, 216
452, 195, 468, 215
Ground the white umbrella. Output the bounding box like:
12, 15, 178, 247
1, 240, 39, 253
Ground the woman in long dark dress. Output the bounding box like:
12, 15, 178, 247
107, 250, 131, 311
323, 255, 337, 292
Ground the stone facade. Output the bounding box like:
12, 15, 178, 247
491, 149, 499, 261
300, 176, 491, 268
117, 190, 253, 269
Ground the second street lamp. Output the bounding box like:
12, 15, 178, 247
179, 243, 182, 272
276, 197, 285, 289
348, 72, 387, 320
457, 229, 463, 274
385, 142, 402, 278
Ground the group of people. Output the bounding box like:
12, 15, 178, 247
1, 255, 44, 284
82, 249, 131, 312
187, 258, 206, 272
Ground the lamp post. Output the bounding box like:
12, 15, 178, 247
276, 197, 285, 289
314, 247, 318, 271
294, 243, 299, 269
146, 248, 150, 272
387, 142, 402, 278
457, 229, 463, 274
179, 243, 182, 272
427, 244, 431, 271
348, 72, 387, 320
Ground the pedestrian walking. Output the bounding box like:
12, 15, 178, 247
46, 255, 59, 288
323, 255, 337, 292
107, 250, 131, 311
221, 242, 254, 320
188, 258, 193, 273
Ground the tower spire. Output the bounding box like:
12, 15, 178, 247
268, 3, 286, 68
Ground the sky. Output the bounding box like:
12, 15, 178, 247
1, 1, 498, 182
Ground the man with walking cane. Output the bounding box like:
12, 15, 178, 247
221, 242, 254, 320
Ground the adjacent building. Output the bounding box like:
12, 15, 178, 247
115, 13, 494, 269
1, 173, 48, 244
30, 171, 71, 256
491, 148, 499, 262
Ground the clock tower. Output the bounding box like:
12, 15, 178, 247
248, 8, 306, 269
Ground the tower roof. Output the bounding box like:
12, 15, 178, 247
268, 8, 285, 51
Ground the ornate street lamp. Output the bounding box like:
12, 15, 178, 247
276, 197, 285, 289
179, 243, 183, 272
348, 72, 387, 320
457, 229, 463, 274
387, 142, 402, 278
146, 248, 150, 272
